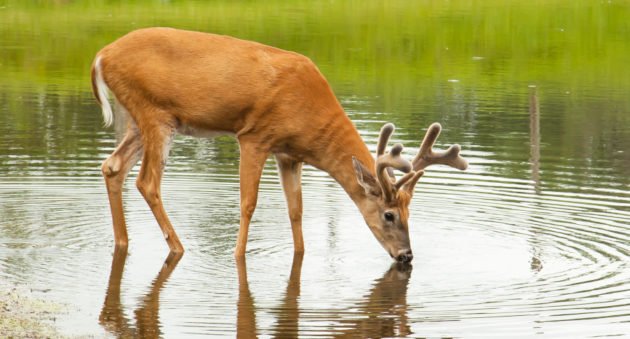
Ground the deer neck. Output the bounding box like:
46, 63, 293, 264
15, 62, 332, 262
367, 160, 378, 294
307, 116, 375, 206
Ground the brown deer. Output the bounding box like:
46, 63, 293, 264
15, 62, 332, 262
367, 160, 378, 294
91, 27, 467, 262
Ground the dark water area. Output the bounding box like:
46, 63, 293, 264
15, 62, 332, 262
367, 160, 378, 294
1, 1, 630, 337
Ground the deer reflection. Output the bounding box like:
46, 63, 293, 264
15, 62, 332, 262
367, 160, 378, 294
236, 254, 412, 338
333, 262, 412, 338
236, 255, 259, 338
100, 248, 182, 338
270, 253, 303, 338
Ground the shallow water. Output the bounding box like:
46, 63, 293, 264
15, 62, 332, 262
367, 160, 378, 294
1, 1, 630, 338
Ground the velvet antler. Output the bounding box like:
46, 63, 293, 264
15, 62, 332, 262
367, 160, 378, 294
395, 170, 424, 194
411, 123, 468, 171
373, 122, 466, 202
375, 124, 414, 202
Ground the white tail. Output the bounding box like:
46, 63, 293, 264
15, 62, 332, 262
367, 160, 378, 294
92, 56, 114, 127
90, 27, 467, 260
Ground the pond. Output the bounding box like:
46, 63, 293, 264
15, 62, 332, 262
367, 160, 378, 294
1, 1, 630, 337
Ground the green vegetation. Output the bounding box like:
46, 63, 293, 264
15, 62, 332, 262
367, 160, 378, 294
1, 0, 628, 96
1, 0, 629, 185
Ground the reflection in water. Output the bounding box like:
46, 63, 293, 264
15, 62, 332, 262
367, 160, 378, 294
529, 88, 543, 273
270, 253, 302, 338
334, 263, 412, 338
2, 2, 630, 337
99, 249, 182, 338
529, 87, 541, 194
236, 255, 411, 338
236, 256, 258, 338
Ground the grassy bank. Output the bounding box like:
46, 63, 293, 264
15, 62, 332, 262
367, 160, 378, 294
0, 0, 628, 95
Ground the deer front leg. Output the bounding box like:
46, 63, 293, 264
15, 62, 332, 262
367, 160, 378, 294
275, 154, 304, 254
234, 139, 269, 257
102, 126, 143, 249
136, 125, 184, 253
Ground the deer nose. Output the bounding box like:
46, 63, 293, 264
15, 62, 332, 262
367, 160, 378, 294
395, 249, 413, 263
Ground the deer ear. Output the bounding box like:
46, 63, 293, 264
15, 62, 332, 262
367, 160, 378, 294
352, 157, 382, 197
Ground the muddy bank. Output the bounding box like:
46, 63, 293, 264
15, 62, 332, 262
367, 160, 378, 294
0, 287, 66, 338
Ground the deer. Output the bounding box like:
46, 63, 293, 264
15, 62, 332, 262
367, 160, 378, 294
90, 27, 468, 263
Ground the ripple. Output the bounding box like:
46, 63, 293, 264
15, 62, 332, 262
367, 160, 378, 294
2, 122, 630, 338
397, 155, 630, 335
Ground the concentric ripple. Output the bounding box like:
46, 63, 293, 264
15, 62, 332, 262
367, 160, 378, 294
2, 124, 629, 337
1, 79, 630, 338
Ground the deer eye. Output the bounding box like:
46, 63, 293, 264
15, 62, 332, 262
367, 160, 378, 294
384, 211, 395, 222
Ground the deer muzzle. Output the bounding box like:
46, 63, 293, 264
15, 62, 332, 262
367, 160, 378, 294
394, 248, 413, 263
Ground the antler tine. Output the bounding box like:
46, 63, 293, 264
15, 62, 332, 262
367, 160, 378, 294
400, 170, 425, 195
377, 123, 395, 157
375, 124, 413, 202
376, 147, 412, 203
376, 144, 412, 174
411, 122, 468, 171
377, 123, 398, 181
394, 171, 417, 191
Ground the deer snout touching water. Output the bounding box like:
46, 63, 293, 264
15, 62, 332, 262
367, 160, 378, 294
91, 27, 468, 262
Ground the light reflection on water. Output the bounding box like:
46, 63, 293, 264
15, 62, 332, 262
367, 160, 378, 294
1, 92, 629, 336
2, 1, 630, 337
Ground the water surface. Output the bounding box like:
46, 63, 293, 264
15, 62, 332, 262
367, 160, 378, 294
1, 1, 630, 337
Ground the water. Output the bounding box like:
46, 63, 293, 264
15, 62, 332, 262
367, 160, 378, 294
1, 1, 630, 337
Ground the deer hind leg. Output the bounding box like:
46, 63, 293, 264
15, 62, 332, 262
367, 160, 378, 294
102, 124, 144, 250
275, 154, 304, 254
234, 139, 269, 257
135, 122, 184, 253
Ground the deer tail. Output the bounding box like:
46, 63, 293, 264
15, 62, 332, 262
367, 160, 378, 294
91, 55, 114, 127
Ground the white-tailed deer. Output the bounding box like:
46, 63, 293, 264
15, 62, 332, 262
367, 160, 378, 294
91, 27, 467, 262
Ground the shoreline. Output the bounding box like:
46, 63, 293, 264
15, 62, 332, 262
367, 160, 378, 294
0, 286, 66, 338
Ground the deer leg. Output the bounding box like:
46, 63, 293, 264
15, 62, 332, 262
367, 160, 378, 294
102, 126, 144, 249
136, 125, 184, 253
275, 154, 304, 254
234, 140, 269, 257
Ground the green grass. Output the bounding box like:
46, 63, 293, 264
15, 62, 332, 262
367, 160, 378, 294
2, 0, 629, 183
1, 0, 628, 97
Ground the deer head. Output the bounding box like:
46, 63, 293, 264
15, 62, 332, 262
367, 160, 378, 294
353, 123, 467, 262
